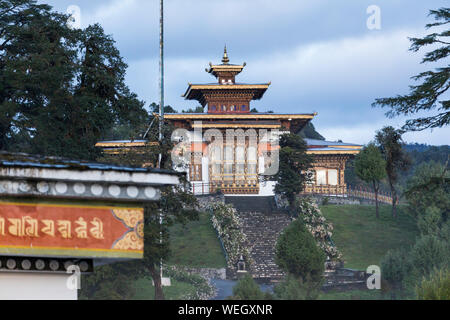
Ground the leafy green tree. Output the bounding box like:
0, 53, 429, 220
417, 268, 450, 300
375, 126, 411, 218
373, 8, 449, 131
96, 133, 199, 300
275, 219, 325, 283
354, 143, 387, 218
272, 134, 313, 211
95, 112, 200, 300
228, 275, 267, 300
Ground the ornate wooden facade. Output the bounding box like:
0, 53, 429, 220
96, 49, 362, 196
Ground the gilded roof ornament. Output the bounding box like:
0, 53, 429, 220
222, 46, 230, 64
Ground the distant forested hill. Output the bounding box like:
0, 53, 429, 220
299, 123, 326, 141
345, 143, 449, 193
404, 143, 449, 165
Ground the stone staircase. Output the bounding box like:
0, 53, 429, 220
225, 196, 292, 282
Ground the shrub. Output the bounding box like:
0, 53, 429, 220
80, 262, 138, 300
381, 249, 412, 299
165, 266, 215, 300
208, 202, 253, 270
298, 198, 342, 261
417, 206, 442, 236
229, 275, 266, 300
410, 235, 449, 277
417, 268, 450, 300
438, 220, 450, 242
274, 274, 321, 300
275, 219, 326, 283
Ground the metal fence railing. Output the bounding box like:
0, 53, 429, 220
347, 185, 395, 205
191, 182, 218, 196
303, 185, 395, 205
191, 182, 395, 205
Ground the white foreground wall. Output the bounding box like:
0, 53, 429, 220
0, 273, 77, 300
258, 180, 276, 196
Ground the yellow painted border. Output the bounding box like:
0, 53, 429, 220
165, 113, 316, 120
0, 247, 142, 259
188, 84, 270, 90
307, 150, 360, 155
0, 244, 142, 254
95, 142, 159, 148
0, 200, 143, 211
192, 124, 281, 129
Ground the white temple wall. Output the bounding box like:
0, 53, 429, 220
258, 180, 276, 196
202, 157, 209, 184
0, 273, 77, 300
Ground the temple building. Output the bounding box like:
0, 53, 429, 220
97, 49, 362, 196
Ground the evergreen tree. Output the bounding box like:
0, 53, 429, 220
405, 160, 450, 236
373, 8, 449, 131
272, 134, 313, 211
0, 1, 147, 160
275, 219, 325, 284
182, 106, 204, 113
0, 0, 78, 152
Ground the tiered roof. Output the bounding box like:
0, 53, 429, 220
182, 47, 271, 107
305, 139, 362, 155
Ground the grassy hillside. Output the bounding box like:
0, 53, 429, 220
168, 211, 227, 268
133, 277, 197, 300
133, 212, 225, 300
321, 204, 419, 270
168, 205, 418, 271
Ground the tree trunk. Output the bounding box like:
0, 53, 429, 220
148, 264, 165, 300
373, 181, 379, 219
389, 181, 398, 218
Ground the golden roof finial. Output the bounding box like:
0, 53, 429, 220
222, 45, 230, 64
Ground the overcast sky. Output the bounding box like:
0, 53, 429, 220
40, 0, 449, 146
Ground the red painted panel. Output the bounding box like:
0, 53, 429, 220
0, 202, 144, 259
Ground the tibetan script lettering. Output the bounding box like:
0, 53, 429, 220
41, 220, 55, 237
90, 218, 104, 239
0, 217, 4, 236
75, 218, 88, 239
57, 220, 72, 239
0, 215, 105, 241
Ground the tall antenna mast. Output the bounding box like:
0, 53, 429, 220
158, 0, 164, 168
158, 0, 167, 291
